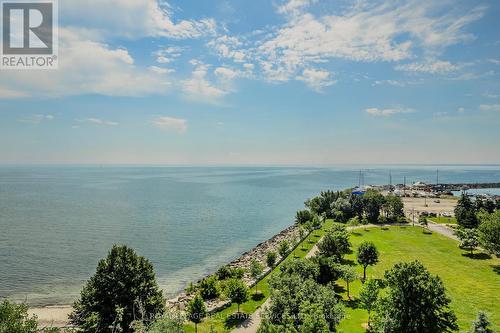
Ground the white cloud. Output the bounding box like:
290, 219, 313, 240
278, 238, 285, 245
214, 67, 240, 80
149, 66, 174, 75
479, 104, 500, 112
277, 0, 317, 16
488, 59, 500, 65
255, 1, 484, 83
182, 63, 228, 102
296, 68, 336, 92
0, 28, 171, 99
152, 116, 187, 133
208, 35, 247, 63
61, 0, 216, 39
19, 114, 55, 125
373, 80, 406, 87
366, 107, 415, 117
482, 92, 499, 99
457, 107, 465, 113
154, 46, 185, 64
395, 60, 462, 74
82, 118, 118, 126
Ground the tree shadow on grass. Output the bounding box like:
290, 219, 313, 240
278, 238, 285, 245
224, 312, 250, 329
491, 265, 500, 275
422, 230, 433, 235
351, 231, 362, 237
461, 252, 492, 260
251, 292, 265, 301
381, 227, 389, 231
341, 258, 356, 266
344, 298, 360, 309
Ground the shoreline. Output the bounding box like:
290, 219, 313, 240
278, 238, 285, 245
28, 222, 301, 327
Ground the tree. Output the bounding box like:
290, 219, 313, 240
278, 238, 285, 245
266, 251, 277, 268
70, 245, 164, 333
312, 256, 342, 285
359, 279, 380, 329
199, 275, 219, 300
250, 259, 264, 294
340, 266, 357, 299
455, 193, 479, 228
278, 240, 290, 258
456, 227, 479, 256
478, 210, 500, 256
298, 227, 306, 250
331, 197, 353, 223
374, 261, 458, 333
419, 215, 429, 229
187, 294, 207, 333
384, 195, 404, 220
469, 311, 493, 333
363, 190, 385, 224
357, 241, 379, 282
225, 279, 249, 313
295, 210, 312, 225
260, 259, 344, 332
317, 226, 351, 261
0, 300, 51, 333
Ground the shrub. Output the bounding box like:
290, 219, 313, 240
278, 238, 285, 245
199, 276, 219, 300
266, 251, 277, 268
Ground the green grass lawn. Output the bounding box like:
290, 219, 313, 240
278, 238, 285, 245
337, 226, 499, 333
429, 216, 457, 224
183, 220, 335, 333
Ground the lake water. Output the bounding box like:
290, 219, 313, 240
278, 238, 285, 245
1, 165, 500, 306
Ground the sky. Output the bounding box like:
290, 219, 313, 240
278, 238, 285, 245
0, 0, 499, 165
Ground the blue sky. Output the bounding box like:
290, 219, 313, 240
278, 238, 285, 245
1, 0, 499, 165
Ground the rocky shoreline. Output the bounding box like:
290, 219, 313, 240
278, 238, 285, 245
30, 222, 302, 326
166, 222, 301, 312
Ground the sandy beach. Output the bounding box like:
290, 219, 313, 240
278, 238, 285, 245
28, 305, 73, 328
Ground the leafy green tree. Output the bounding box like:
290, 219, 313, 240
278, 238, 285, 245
187, 294, 207, 333
299, 302, 330, 333
317, 226, 351, 261
70, 245, 164, 333
266, 251, 277, 268
298, 227, 306, 250
199, 275, 219, 300
0, 300, 44, 333
305, 191, 339, 218
469, 311, 493, 333
374, 261, 458, 333
383, 195, 404, 220
456, 227, 479, 256
295, 210, 312, 225
216, 265, 233, 280
331, 197, 353, 223
357, 241, 379, 282
359, 279, 380, 329
455, 193, 479, 228
312, 256, 341, 285
278, 240, 290, 258
363, 190, 385, 224
350, 194, 364, 220
419, 215, 429, 229
250, 259, 264, 294
261, 259, 344, 332
478, 210, 500, 256
224, 279, 249, 313
340, 265, 357, 299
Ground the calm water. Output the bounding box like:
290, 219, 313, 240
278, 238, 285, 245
1, 165, 500, 306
